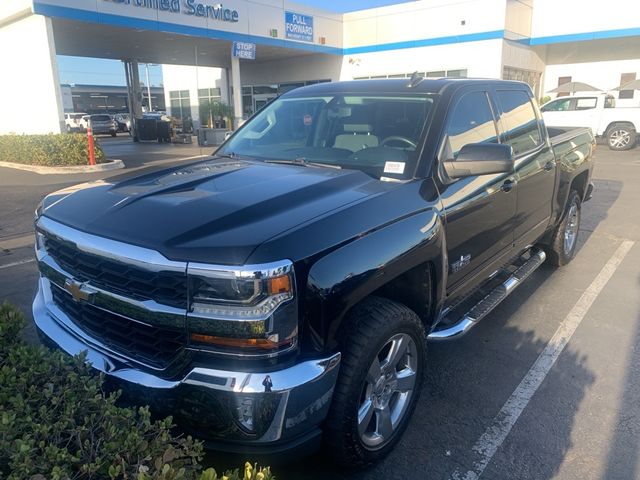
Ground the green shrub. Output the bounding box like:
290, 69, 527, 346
0, 134, 107, 166
539, 95, 551, 106
0, 303, 274, 480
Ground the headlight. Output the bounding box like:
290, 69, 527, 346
186, 260, 298, 357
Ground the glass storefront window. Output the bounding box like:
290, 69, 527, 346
252, 85, 279, 95
198, 87, 223, 128
169, 90, 192, 131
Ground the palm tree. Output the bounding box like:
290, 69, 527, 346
210, 102, 235, 130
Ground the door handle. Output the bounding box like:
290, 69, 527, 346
544, 161, 555, 171
501, 179, 516, 193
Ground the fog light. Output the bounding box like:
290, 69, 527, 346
236, 396, 255, 432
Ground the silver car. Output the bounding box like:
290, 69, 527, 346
86, 114, 117, 137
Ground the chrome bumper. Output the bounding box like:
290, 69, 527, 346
33, 277, 340, 446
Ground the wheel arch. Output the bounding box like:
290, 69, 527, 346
604, 121, 636, 135
569, 170, 590, 203
305, 210, 446, 352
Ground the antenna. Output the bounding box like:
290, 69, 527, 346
406, 71, 424, 88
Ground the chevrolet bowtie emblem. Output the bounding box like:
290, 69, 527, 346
64, 279, 95, 303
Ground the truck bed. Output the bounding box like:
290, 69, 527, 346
547, 126, 594, 147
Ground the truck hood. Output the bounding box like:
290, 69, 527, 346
41, 158, 387, 264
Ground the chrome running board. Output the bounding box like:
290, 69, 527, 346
428, 249, 547, 341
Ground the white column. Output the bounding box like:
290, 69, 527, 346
230, 54, 243, 129
0, 13, 64, 134
130, 60, 143, 118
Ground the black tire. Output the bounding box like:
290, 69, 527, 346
606, 123, 636, 151
110, 131, 117, 137
324, 296, 426, 468
544, 190, 581, 267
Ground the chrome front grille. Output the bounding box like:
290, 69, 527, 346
36, 216, 189, 371
50, 284, 185, 369
43, 233, 187, 309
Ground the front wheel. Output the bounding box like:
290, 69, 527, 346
324, 297, 426, 468
607, 124, 636, 151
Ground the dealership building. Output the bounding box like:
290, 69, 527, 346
1, 0, 639, 135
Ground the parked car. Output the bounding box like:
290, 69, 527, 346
541, 93, 640, 150
64, 112, 87, 133
114, 113, 131, 133
34, 79, 594, 467
85, 114, 117, 137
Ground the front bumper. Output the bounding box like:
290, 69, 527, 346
33, 277, 340, 452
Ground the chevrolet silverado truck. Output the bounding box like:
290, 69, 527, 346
33, 78, 595, 467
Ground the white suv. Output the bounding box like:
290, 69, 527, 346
64, 113, 88, 133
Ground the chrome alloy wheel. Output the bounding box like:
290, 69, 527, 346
358, 333, 418, 449
564, 202, 579, 255
609, 129, 631, 149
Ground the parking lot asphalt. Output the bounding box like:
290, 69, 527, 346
1, 143, 639, 479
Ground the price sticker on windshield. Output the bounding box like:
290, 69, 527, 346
384, 161, 405, 174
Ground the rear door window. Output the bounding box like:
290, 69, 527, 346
575, 97, 597, 110
443, 91, 498, 159
495, 90, 542, 156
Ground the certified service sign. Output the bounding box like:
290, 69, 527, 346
285, 11, 313, 42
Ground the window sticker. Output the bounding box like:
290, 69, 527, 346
384, 161, 405, 174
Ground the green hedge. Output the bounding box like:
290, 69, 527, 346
0, 303, 274, 480
0, 134, 107, 166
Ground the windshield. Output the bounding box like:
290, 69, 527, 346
220, 93, 436, 179
91, 115, 111, 122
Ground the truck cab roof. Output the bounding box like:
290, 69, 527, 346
285, 78, 532, 97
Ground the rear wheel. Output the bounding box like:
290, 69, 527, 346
606, 124, 636, 151
110, 131, 117, 137
324, 296, 426, 468
544, 190, 581, 267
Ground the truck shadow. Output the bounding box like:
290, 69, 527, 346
599, 276, 640, 480
576, 178, 622, 249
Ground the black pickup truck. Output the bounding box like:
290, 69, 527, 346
33, 78, 595, 467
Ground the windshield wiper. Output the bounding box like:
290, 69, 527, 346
265, 157, 342, 170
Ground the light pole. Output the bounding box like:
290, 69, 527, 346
144, 63, 158, 112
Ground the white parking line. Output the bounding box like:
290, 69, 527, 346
0, 258, 36, 270
451, 239, 635, 480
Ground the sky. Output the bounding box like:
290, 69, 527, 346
57, 56, 164, 87
56, 0, 412, 86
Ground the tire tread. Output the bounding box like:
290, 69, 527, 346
324, 296, 426, 468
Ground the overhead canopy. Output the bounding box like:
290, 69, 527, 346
51, 18, 323, 68
614, 79, 640, 91
548, 81, 602, 94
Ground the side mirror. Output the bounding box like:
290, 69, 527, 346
442, 143, 514, 179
